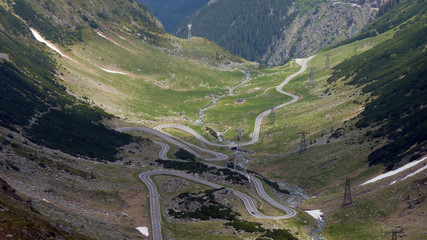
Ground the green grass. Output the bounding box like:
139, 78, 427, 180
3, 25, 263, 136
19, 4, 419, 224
59, 30, 248, 121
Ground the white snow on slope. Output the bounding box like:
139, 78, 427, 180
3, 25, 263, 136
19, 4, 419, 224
100, 67, 127, 75
361, 156, 427, 186
306, 210, 323, 221
136, 226, 149, 236
96, 31, 109, 40
30, 28, 70, 59
390, 164, 427, 185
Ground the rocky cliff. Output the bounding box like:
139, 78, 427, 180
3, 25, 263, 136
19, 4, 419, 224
176, 0, 387, 66
265, 1, 379, 65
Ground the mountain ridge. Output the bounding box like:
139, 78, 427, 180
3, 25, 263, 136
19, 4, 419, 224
175, 0, 382, 66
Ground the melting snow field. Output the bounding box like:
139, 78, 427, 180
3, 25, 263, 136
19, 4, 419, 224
30, 28, 70, 59
100, 67, 127, 75
136, 226, 149, 237
306, 210, 323, 221
361, 156, 427, 186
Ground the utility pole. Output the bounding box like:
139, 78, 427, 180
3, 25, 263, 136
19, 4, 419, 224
309, 68, 315, 85
342, 178, 353, 207
391, 230, 397, 240
235, 129, 244, 171
298, 131, 308, 154
187, 24, 192, 39
391, 225, 402, 240
270, 107, 276, 124
326, 54, 330, 69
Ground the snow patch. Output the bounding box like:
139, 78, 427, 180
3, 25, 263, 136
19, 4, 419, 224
30, 28, 70, 59
42, 198, 49, 203
96, 31, 108, 40
390, 164, 427, 185
361, 156, 427, 186
136, 226, 149, 237
100, 68, 126, 75
306, 210, 323, 221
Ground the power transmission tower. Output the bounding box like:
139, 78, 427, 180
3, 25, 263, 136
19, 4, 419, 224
298, 131, 308, 154
326, 54, 330, 69
342, 178, 353, 207
234, 129, 244, 171
309, 68, 315, 85
391, 230, 397, 240
187, 24, 192, 39
234, 129, 249, 179
270, 107, 276, 124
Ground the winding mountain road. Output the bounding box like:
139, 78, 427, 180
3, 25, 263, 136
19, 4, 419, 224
32, 26, 309, 239
119, 56, 314, 240
140, 169, 297, 240
153, 56, 314, 147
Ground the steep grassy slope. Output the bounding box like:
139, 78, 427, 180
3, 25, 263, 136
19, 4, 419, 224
10, 0, 163, 45
328, 16, 427, 170
1, 0, 252, 124
58, 31, 248, 122
0, 5, 131, 161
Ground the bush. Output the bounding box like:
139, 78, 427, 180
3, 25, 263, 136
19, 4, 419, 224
88, 20, 99, 29
256, 229, 298, 240
173, 148, 195, 161
225, 220, 265, 233
169, 188, 238, 221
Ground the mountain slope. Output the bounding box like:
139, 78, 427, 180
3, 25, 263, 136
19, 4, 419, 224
138, 0, 210, 33
11, 0, 164, 45
0, 5, 132, 162
176, 0, 381, 66
328, 0, 427, 170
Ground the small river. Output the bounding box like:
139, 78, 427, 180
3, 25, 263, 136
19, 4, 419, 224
195, 72, 251, 125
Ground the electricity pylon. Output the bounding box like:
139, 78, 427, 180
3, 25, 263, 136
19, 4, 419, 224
298, 131, 309, 154
326, 54, 330, 69
270, 107, 276, 124
391, 230, 397, 240
342, 178, 353, 207
233, 129, 249, 179
187, 24, 192, 38
309, 68, 315, 85
234, 129, 244, 171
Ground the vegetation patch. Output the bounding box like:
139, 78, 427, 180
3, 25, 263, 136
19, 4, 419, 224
225, 219, 265, 233
156, 159, 248, 184
256, 229, 298, 240
27, 105, 132, 162
168, 188, 238, 221
173, 148, 195, 161
327, 10, 427, 169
